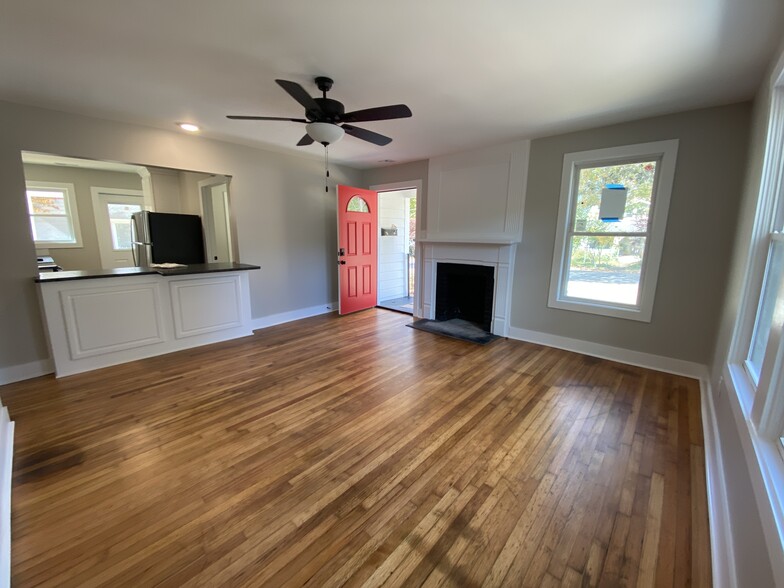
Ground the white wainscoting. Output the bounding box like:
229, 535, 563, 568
38, 271, 254, 377
60, 282, 165, 359
170, 276, 242, 338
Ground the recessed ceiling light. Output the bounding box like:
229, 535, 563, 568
178, 122, 200, 132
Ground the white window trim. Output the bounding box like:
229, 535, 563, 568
548, 140, 679, 322
25, 180, 83, 248
724, 48, 784, 585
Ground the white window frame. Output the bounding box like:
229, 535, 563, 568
725, 49, 784, 585
730, 77, 784, 427
548, 140, 678, 322
25, 180, 82, 248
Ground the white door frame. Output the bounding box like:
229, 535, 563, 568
197, 176, 234, 263
90, 187, 145, 269
370, 179, 423, 317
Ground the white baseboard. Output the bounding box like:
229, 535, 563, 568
0, 404, 14, 588
0, 359, 53, 386
700, 378, 737, 588
507, 327, 708, 380
251, 302, 338, 331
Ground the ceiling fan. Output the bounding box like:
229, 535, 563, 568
227, 77, 412, 147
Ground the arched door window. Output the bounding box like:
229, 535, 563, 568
347, 195, 370, 213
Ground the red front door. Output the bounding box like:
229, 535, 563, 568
337, 185, 378, 315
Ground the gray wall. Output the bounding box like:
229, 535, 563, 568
0, 100, 362, 370
149, 167, 182, 213
177, 170, 212, 216
22, 164, 143, 271
363, 159, 429, 226
511, 103, 752, 365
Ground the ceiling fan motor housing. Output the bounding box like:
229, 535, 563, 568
309, 98, 345, 123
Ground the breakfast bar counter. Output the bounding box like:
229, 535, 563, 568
36, 263, 260, 377
36, 262, 259, 282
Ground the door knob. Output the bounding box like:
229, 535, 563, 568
338, 260, 346, 265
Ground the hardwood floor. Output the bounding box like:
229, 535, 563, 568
0, 309, 711, 587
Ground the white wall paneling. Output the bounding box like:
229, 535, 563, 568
426, 140, 530, 243
170, 276, 243, 338
38, 271, 254, 377
60, 281, 165, 359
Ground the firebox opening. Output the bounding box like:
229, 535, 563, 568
435, 263, 494, 333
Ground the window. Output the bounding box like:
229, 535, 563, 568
747, 233, 784, 385
722, 54, 784, 579
347, 195, 370, 213
734, 85, 784, 441
548, 140, 678, 321
25, 181, 82, 247
106, 203, 142, 250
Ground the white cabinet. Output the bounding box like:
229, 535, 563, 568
38, 271, 253, 377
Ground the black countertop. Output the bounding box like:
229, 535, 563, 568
36, 262, 260, 283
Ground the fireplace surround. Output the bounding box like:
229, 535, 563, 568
420, 241, 516, 337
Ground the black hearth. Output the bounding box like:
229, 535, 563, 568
435, 262, 494, 332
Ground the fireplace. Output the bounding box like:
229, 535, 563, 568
420, 241, 515, 337
435, 263, 494, 332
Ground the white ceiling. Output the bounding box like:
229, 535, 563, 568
1, 0, 782, 169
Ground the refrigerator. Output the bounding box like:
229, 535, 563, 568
131, 211, 206, 266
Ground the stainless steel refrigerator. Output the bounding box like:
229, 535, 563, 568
131, 211, 205, 266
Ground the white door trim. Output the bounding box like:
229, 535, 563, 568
370, 179, 423, 317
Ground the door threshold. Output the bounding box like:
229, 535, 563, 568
377, 297, 414, 315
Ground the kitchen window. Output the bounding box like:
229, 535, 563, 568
25, 181, 82, 247
548, 140, 678, 322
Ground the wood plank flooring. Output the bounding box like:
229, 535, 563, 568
0, 309, 711, 587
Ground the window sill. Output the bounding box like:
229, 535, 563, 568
34, 243, 83, 249
724, 362, 784, 584
547, 297, 652, 322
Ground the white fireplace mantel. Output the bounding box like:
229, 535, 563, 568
420, 241, 516, 337
418, 236, 518, 245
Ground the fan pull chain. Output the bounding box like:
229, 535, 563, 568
324, 144, 330, 192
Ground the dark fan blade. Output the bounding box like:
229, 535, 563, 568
297, 134, 315, 146
343, 124, 392, 146
276, 79, 322, 113
227, 115, 308, 122
342, 104, 412, 123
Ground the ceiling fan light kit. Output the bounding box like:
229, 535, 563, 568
305, 121, 345, 145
